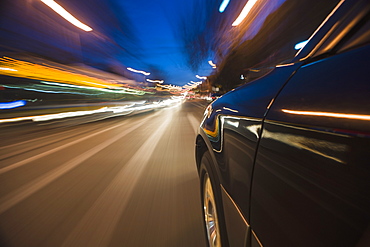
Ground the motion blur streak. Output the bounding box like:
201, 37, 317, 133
127, 67, 150, 76
219, 0, 230, 13
0, 100, 208, 246
0, 99, 182, 123
0, 100, 26, 109
0, 116, 137, 175
0, 67, 17, 72
62, 112, 173, 247
40, 0, 93, 31
282, 109, 370, 121
0, 57, 125, 89
232, 0, 258, 26
294, 40, 309, 50
187, 113, 200, 134
0, 113, 155, 214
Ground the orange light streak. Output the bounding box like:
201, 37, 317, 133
282, 109, 370, 121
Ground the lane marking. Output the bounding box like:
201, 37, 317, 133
0, 114, 150, 175
0, 125, 106, 160
187, 113, 200, 135
0, 128, 77, 150
0, 113, 158, 214
62, 112, 173, 247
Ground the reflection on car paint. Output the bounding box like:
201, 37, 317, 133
282, 109, 370, 121
262, 128, 348, 164
203, 114, 261, 153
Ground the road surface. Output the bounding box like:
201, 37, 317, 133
0, 100, 209, 247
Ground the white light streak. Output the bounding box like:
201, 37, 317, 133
232, 0, 258, 26
196, 75, 207, 80
41, 0, 93, 32
0, 99, 183, 124
0, 67, 17, 71
208, 60, 216, 68
127, 67, 150, 76
146, 79, 164, 83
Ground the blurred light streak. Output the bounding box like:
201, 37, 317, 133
0, 100, 26, 109
0, 57, 148, 94
196, 75, 207, 80
208, 60, 217, 68
219, 0, 230, 13
295, 40, 309, 50
3, 84, 98, 95
40, 81, 146, 95
276, 63, 295, 68
127, 67, 150, 76
157, 84, 184, 91
297, 0, 346, 60
0, 67, 17, 72
41, 0, 93, 31
282, 109, 370, 121
223, 107, 238, 113
232, 0, 258, 26
0, 99, 183, 124
146, 79, 164, 83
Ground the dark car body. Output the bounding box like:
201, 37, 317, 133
195, 0, 370, 246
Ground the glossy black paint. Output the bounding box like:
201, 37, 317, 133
196, 0, 370, 246
200, 63, 301, 222
251, 38, 370, 247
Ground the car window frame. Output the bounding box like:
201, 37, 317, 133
308, 1, 370, 61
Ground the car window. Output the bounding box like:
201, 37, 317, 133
213, 1, 340, 91
312, 2, 370, 58
337, 14, 370, 52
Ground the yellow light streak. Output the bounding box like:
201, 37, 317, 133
282, 109, 370, 121
232, 0, 258, 26
223, 107, 238, 113
41, 0, 93, 32
0, 57, 121, 89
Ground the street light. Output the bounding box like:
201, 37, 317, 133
41, 0, 93, 31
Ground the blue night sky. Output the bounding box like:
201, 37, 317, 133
104, 0, 286, 86
99, 0, 216, 86
0, 0, 287, 87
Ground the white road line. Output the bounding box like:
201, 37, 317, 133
0, 128, 77, 150
0, 114, 156, 215
0, 119, 134, 175
62, 112, 173, 247
191, 101, 207, 110
187, 113, 200, 135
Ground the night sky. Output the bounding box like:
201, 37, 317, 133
1, 0, 339, 89
0, 0, 290, 87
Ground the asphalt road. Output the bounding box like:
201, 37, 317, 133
0, 100, 209, 247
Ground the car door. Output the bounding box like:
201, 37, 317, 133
250, 4, 370, 247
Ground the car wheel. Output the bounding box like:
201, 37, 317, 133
200, 151, 228, 247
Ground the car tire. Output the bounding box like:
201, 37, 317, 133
200, 151, 229, 247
